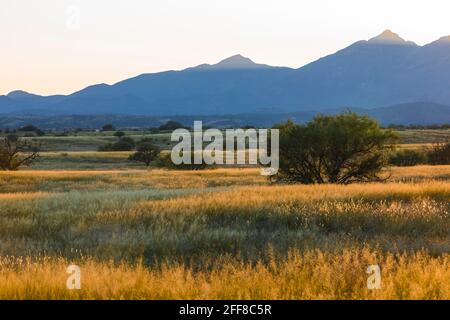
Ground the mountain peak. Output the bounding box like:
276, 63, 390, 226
368, 30, 416, 45
212, 54, 272, 69
190, 54, 272, 70
372, 30, 403, 41
6, 90, 41, 100
216, 54, 255, 67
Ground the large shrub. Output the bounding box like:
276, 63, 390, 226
427, 141, 450, 165
158, 121, 185, 131
154, 153, 207, 170
98, 137, 135, 151
101, 124, 115, 132
389, 149, 428, 167
128, 139, 161, 166
274, 112, 397, 184
18, 124, 45, 136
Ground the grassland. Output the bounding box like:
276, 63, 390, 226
1, 127, 449, 299
27, 132, 173, 152
15, 128, 450, 152
0, 166, 449, 299
396, 129, 450, 144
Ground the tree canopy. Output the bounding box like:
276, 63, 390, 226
128, 139, 161, 166
274, 112, 397, 184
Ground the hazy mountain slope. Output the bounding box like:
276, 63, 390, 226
270, 31, 449, 109
60, 56, 293, 115
1, 55, 293, 115
365, 102, 450, 125
0, 96, 15, 113
2, 31, 450, 117
0, 91, 66, 114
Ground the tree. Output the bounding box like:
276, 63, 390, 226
274, 112, 397, 184
0, 135, 40, 170
427, 140, 450, 165
101, 124, 116, 131
158, 121, 184, 131
114, 131, 125, 138
128, 139, 161, 166
18, 124, 45, 136
389, 149, 427, 167
98, 136, 135, 151
154, 152, 207, 170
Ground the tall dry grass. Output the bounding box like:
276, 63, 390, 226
1, 165, 449, 192
0, 168, 266, 192
0, 249, 448, 300
0, 167, 449, 299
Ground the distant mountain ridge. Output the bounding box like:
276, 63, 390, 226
2, 30, 450, 124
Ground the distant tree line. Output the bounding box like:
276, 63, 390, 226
0, 125, 45, 137
2, 121, 449, 135
389, 142, 450, 166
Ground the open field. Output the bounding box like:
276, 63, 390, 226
1, 166, 450, 192
28, 133, 173, 152
33, 151, 139, 170
9, 128, 450, 152
396, 129, 450, 144
0, 166, 449, 299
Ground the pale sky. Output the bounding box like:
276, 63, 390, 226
1, 0, 450, 96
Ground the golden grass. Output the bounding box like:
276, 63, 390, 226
1, 165, 450, 193
40, 151, 134, 157
390, 165, 450, 181
0, 249, 448, 300
0, 168, 266, 192
0, 167, 449, 299
140, 180, 450, 206
0, 192, 49, 200
396, 143, 433, 150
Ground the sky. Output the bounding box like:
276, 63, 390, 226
1, 0, 450, 96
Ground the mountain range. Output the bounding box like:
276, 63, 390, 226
2, 30, 450, 125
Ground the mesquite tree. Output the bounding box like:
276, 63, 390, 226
128, 139, 161, 167
274, 112, 397, 184
0, 135, 40, 170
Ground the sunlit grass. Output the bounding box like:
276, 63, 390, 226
0, 168, 266, 192
389, 165, 450, 182
0, 249, 448, 300
0, 167, 449, 299
2, 166, 450, 193
0, 192, 49, 200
